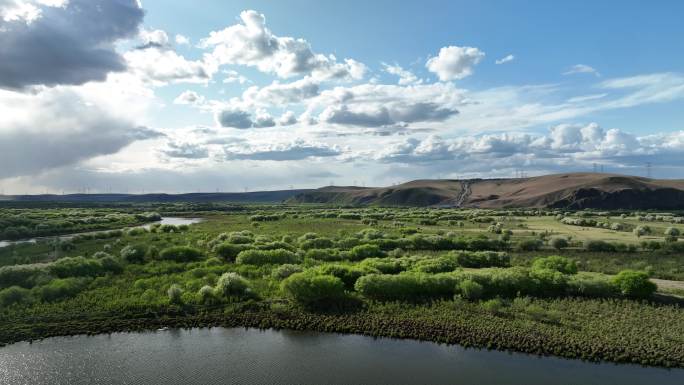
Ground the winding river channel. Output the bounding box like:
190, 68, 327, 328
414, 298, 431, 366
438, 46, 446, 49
0, 217, 202, 249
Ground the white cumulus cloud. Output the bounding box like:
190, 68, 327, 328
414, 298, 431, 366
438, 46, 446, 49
426, 45, 485, 81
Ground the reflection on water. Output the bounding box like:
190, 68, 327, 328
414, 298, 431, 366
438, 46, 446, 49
143, 217, 203, 228
0, 327, 681, 385
0, 217, 202, 248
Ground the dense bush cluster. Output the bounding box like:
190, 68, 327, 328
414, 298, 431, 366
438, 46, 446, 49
611, 270, 657, 298
159, 246, 205, 262
281, 272, 346, 306
453, 251, 510, 268
0, 209, 160, 240
354, 255, 648, 302
236, 249, 299, 265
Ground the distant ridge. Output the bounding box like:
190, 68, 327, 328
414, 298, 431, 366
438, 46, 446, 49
288, 173, 684, 209
4, 173, 684, 209
0, 189, 312, 203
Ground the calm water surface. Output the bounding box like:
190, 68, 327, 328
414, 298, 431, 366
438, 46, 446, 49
0, 327, 681, 385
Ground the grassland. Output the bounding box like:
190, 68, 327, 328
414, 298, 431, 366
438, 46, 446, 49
1, 204, 683, 367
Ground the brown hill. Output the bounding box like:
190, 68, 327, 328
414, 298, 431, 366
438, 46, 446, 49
289, 173, 684, 209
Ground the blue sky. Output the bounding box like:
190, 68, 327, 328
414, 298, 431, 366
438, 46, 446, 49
141, 0, 684, 134
1, 0, 684, 193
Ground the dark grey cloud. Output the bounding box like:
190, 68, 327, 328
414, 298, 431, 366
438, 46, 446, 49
217, 109, 254, 129
217, 108, 276, 129
320, 102, 458, 127
0, 89, 163, 178
392, 102, 458, 122
321, 105, 392, 127
0, 0, 144, 90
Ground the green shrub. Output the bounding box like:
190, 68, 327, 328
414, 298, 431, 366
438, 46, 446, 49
236, 249, 299, 265
550, 237, 569, 250
272, 264, 304, 280
159, 246, 204, 262
314, 264, 368, 289
481, 298, 505, 314
411, 257, 459, 273
299, 237, 335, 250
370, 238, 403, 250
298, 232, 319, 241
664, 227, 680, 242
405, 235, 456, 251
50, 256, 104, 278
532, 256, 577, 274
462, 267, 535, 298
304, 248, 343, 261
0, 286, 31, 307
349, 244, 384, 260
255, 241, 296, 251
167, 284, 184, 304
611, 270, 656, 299
453, 251, 510, 268
197, 285, 216, 304
35, 277, 90, 302
92, 251, 112, 259
467, 237, 505, 251
227, 234, 253, 244
517, 239, 542, 251
214, 272, 250, 297
120, 244, 148, 263
567, 273, 616, 297
354, 273, 458, 301
0, 263, 51, 289
633, 225, 651, 237
146, 246, 160, 259
529, 268, 568, 296
337, 237, 361, 249
359, 258, 405, 274
250, 214, 282, 222
281, 272, 345, 306
215, 242, 251, 261
458, 279, 483, 301
99, 255, 124, 274
585, 240, 616, 252
126, 227, 147, 236
204, 257, 223, 266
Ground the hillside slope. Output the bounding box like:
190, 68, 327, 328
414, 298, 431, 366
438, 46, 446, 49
289, 173, 684, 209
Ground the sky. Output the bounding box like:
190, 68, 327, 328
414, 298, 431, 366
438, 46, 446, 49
1, 0, 684, 194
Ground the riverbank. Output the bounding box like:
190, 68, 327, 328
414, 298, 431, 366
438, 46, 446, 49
2, 299, 683, 368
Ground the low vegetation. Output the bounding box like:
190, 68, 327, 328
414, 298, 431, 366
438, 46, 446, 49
0, 203, 682, 368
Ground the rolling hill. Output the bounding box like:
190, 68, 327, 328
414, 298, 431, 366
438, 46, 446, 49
288, 173, 684, 209
4, 173, 684, 209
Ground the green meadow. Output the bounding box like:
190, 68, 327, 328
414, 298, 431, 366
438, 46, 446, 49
1, 204, 683, 367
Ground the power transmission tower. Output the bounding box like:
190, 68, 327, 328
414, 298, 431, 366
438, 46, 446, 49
646, 162, 652, 178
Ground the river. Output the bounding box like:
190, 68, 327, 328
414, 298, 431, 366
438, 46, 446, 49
0, 217, 202, 248
0, 327, 681, 385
